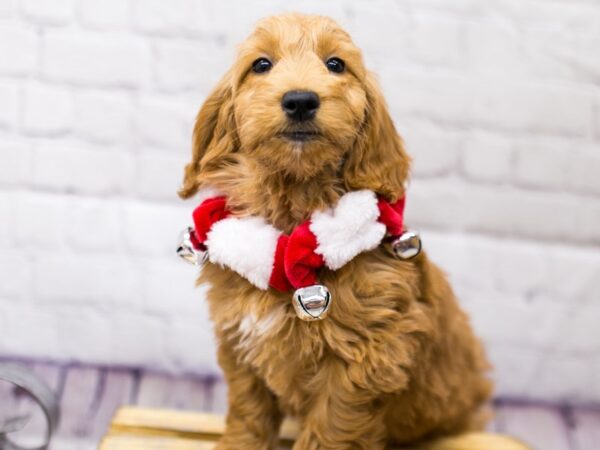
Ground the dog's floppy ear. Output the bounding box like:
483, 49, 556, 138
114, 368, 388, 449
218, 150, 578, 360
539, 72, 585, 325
343, 72, 411, 202
178, 70, 237, 199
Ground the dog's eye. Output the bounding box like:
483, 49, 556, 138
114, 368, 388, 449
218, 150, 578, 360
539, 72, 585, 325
326, 57, 345, 73
252, 58, 273, 74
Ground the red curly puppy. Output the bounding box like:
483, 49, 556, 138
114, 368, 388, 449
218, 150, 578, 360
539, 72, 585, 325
179, 13, 527, 450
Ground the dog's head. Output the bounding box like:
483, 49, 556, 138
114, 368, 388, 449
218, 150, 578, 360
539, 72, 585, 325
180, 13, 410, 216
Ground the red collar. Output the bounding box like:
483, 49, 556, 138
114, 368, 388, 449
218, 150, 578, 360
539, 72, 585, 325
189, 191, 405, 292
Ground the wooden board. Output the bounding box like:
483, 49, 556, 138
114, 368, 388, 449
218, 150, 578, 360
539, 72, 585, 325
136, 372, 211, 412
100, 406, 532, 450
497, 404, 572, 450
571, 408, 600, 450
100, 407, 296, 450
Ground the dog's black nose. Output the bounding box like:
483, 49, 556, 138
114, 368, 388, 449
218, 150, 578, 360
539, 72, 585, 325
281, 90, 320, 121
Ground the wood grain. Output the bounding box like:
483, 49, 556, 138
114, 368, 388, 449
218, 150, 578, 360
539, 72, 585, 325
136, 372, 211, 411
100, 407, 296, 450
99, 407, 532, 450
571, 408, 600, 450
498, 404, 572, 450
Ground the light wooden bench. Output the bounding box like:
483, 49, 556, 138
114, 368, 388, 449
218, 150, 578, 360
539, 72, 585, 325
99, 407, 531, 450
99, 407, 297, 450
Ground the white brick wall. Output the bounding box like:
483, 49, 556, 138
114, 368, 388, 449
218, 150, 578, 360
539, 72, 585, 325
0, 0, 599, 404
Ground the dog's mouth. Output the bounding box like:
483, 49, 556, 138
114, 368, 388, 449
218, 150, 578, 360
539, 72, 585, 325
279, 130, 320, 142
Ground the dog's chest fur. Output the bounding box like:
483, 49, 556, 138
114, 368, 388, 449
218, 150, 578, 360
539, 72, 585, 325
202, 250, 427, 415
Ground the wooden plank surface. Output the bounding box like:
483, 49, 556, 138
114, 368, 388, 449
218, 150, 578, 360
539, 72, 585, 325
497, 404, 572, 450
204, 377, 228, 414
100, 407, 531, 450
101, 435, 218, 450
56, 366, 101, 440
136, 372, 211, 412
5, 359, 600, 450
91, 369, 136, 440
571, 408, 600, 450
100, 407, 295, 450
107, 406, 299, 442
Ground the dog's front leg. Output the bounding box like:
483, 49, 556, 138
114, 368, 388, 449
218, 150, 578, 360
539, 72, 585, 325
215, 344, 282, 450
292, 361, 387, 450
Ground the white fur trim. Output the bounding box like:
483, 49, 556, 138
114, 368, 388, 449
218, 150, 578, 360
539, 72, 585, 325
310, 190, 386, 270
206, 216, 279, 290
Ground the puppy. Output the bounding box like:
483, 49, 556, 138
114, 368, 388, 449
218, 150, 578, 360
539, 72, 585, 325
180, 13, 500, 450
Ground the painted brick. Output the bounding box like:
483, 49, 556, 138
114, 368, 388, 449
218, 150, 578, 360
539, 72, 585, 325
182, 0, 300, 42
594, 100, 600, 140
14, 191, 67, 250
73, 90, 133, 144
338, 0, 410, 64
469, 81, 593, 135
542, 246, 600, 302
1, 0, 600, 404
487, 345, 542, 398
154, 39, 229, 93
426, 231, 600, 305
79, 0, 131, 29
0, 81, 18, 130
122, 201, 189, 256
527, 355, 593, 403
0, 251, 33, 301
557, 144, 600, 197
382, 70, 469, 126
166, 312, 220, 374
141, 259, 206, 314
32, 144, 134, 194
132, 0, 191, 34
20, 0, 73, 25
135, 97, 190, 149
42, 31, 150, 87
460, 288, 569, 350
33, 253, 144, 307
406, 15, 464, 67
400, 121, 460, 177
0, 300, 61, 357
0, 140, 31, 185
0, 0, 16, 18
95, 312, 170, 367
65, 197, 122, 252
403, 0, 483, 15
465, 21, 524, 76
553, 304, 600, 354
53, 309, 168, 367
515, 139, 600, 196
513, 139, 570, 191
409, 180, 600, 244
0, 192, 14, 249
22, 83, 74, 135
0, 24, 37, 75
136, 153, 187, 201
461, 133, 513, 183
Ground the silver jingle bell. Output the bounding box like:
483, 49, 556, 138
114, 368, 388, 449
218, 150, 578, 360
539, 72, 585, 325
292, 284, 332, 321
176, 226, 208, 266
391, 230, 422, 260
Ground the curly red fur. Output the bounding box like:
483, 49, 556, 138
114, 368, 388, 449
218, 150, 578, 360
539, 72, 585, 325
179, 13, 501, 450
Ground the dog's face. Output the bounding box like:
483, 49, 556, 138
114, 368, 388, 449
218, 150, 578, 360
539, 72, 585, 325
180, 14, 409, 212
231, 16, 368, 179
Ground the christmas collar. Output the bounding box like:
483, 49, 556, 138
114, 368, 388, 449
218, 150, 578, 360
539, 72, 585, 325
178, 189, 422, 321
